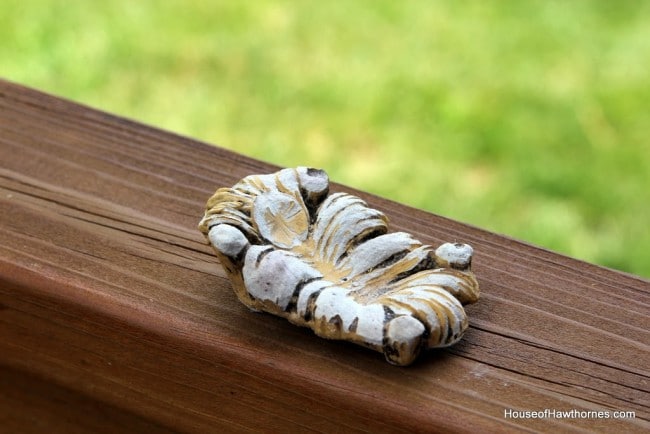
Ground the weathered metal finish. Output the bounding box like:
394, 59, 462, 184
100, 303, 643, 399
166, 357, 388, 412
199, 167, 479, 365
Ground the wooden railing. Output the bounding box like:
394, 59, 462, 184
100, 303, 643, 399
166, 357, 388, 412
1, 79, 648, 433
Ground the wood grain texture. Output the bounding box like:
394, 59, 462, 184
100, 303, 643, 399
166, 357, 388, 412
0, 79, 648, 433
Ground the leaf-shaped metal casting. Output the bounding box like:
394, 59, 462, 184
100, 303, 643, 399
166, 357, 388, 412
199, 167, 479, 366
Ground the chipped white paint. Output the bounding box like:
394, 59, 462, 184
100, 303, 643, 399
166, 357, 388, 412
199, 167, 480, 366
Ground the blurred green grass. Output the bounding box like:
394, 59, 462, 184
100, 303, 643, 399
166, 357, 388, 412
2, 0, 649, 278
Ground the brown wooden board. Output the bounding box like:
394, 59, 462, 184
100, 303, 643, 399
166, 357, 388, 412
1, 79, 648, 433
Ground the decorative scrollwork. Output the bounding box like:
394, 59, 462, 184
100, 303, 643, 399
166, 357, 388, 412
199, 167, 479, 366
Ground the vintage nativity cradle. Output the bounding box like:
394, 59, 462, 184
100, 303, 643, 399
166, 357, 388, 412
199, 167, 479, 366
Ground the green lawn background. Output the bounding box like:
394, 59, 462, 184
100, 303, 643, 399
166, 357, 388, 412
3, 0, 649, 278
